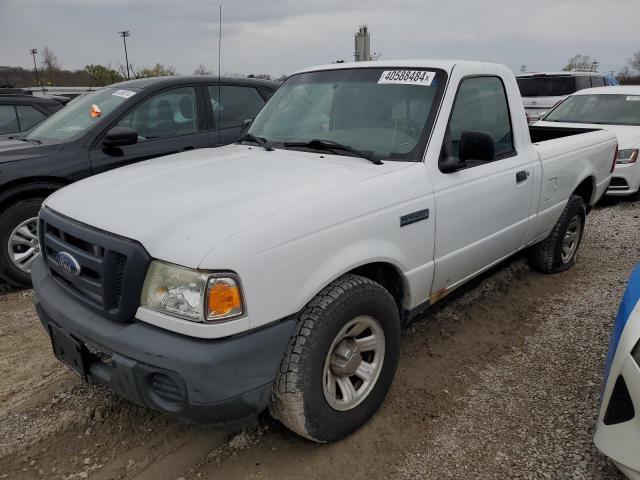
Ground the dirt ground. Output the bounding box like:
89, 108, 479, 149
0, 196, 638, 480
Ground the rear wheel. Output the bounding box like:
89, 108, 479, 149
529, 194, 586, 273
269, 274, 401, 442
0, 198, 43, 288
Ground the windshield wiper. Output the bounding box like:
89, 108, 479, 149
20, 138, 41, 144
236, 133, 273, 151
283, 139, 382, 165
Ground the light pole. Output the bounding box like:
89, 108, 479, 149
29, 48, 42, 92
118, 30, 131, 79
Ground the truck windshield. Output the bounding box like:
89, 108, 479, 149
517, 76, 577, 97
26, 88, 134, 142
248, 67, 447, 162
544, 94, 640, 126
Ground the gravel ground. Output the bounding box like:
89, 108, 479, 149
0, 197, 637, 479
397, 197, 639, 479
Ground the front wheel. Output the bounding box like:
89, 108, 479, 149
269, 274, 401, 442
0, 198, 44, 288
528, 194, 586, 274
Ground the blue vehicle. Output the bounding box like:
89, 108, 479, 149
595, 265, 640, 479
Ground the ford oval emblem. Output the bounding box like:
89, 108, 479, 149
54, 251, 81, 276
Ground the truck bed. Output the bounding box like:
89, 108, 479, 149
529, 125, 599, 143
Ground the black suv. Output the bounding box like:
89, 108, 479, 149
0, 89, 67, 138
0, 76, 278, 287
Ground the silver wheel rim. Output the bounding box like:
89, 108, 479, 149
8, 217, 40, 273
561, 215, 582, 263
322, 315, 385, 411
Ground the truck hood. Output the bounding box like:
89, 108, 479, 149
535, 121, 640, 148
0, 139, 64, 165
45, 144, 410, 268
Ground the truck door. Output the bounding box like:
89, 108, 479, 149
89, 85, 210, 174
429, 72, 536, 294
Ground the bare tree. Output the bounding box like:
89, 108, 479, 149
628, 50, 640, 72
193, 64, 212, 75
40, 46, 61, 71
138, 63, 178, 78
563, 54, 597, 71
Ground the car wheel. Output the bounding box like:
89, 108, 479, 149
269, 274, 401, 442
529, 194, 586, 274
0, 198, 44, 288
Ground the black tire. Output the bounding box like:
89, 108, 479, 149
0, 198, 44, 288
269, 274, 401, 443
528, 194, 586, 274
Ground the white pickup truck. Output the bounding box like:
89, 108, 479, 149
32, 60, 617, 443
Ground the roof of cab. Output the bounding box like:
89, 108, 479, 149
291, 59, 508, 76
516, 71, 606, 78
108, 75, 280, 90
571, 86, 640, 96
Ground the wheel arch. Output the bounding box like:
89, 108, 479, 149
0, 177, 69, 211
572, 175, 596, 208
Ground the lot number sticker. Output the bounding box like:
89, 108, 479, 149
626, 96, 640, 102
112, 89, 136, 99
378, 70, 435, 86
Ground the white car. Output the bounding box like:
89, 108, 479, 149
535, 86, 640, 197
595, 265, 640, 479
516, 71, 618, 122
31, 60, 617, 442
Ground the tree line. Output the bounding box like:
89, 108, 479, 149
0, 46, 283, 89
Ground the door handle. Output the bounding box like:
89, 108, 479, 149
516, 170, 529, 183
182, 146, 195, 151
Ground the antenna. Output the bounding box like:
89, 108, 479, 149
217, 5, 222, 147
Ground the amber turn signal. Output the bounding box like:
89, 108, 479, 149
206, 277, 243, 321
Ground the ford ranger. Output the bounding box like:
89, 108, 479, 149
31, 60, 617, 443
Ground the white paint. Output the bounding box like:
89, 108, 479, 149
44, 60, 617, 339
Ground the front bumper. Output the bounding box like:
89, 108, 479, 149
32, 256, 295, 426
607, 163, 640, 197
595, 265, 640, 479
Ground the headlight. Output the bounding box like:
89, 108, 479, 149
616, 149, 638, 164
140, 261, 244, 323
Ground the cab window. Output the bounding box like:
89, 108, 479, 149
443, 76, 514, 168
117, 87, 199, 141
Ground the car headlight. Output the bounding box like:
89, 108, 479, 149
616, 149, 638, 164
140, 261, 244, 323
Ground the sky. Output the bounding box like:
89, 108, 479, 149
0, 0, 638, 78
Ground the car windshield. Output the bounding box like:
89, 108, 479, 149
517, 76, 577, 97
544, 94, 640, 126
27, 88, 134, 142
248, 67, 446, 161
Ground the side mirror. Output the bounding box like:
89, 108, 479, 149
102, 127, 138, 148
459, 130, 494, 163
439, 155, 465, 174
240, 118, 253, 135
537, 111, 548, 120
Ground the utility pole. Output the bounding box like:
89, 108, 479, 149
118, 30, 131, 79
29, 48, 42, 93
520, 64, 527, 74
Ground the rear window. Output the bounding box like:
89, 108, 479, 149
517, 76, 577, 97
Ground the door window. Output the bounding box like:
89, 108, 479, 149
208, 86, 265, 129
444, 76, 514, 166
117, 87, 199, 141
0, 105, 19, 134
17, 105, 47, 131
590, 76, 605, 87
